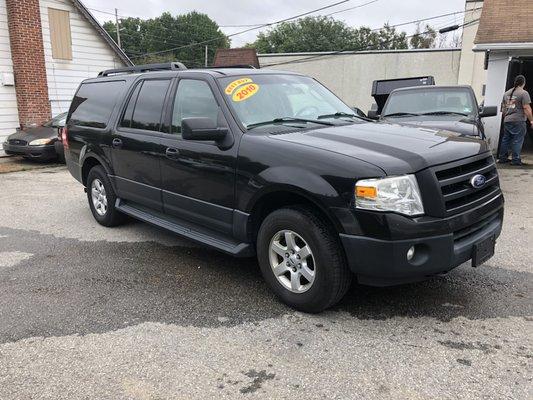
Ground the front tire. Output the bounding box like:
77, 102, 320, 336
257, 207, 351, 313
86, 165, 126, 227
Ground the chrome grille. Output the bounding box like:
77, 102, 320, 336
433, 154, 500, 215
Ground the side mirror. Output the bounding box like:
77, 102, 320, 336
479, 105, 497, 118
367, 110, 380, 119
182, 118, 228, 141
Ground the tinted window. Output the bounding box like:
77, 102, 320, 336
172, 80, 219, 134
131, 80, 170, 131
120, 83, 142, 128
69, 81, 125, 128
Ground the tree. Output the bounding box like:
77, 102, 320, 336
409, 23, 437, 49
249, 17, 408, 53
103, 12, 230, 66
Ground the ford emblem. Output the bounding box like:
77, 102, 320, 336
470, 174, 486, 189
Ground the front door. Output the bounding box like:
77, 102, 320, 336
111, 78, 171, 211
159, 77, 237, 234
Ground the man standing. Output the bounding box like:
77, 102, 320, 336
498, 75, 533, 166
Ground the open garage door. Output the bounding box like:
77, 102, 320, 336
499, 57, 533, 154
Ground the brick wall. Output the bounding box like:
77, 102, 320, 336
6, 0, 51, 128
475, 0, 533, 44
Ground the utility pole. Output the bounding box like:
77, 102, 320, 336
115, 8, 121, 49
205, 45, 208, 67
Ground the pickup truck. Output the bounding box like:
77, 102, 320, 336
63, 63, 504, 312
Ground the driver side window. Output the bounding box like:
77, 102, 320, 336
172, 79, 219, 135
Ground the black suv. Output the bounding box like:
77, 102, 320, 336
63, 63, 504, 312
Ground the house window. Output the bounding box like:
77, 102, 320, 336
48, 8, 72, 60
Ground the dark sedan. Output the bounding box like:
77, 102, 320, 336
2, 112, 67, 162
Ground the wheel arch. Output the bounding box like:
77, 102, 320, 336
81, 153, 112, 186
246, 185, 345, 244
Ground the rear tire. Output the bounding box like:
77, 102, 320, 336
256, 206, 351, 313
86, 165, 126, 227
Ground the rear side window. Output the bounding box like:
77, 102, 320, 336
69, 81, 125, 128
129, 80, 170, 132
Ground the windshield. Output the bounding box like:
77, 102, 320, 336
383, 88, 477, 117
218, 74, 356, 129
44, 112, 67, 127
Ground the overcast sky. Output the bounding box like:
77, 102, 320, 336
83, 0, 466, 48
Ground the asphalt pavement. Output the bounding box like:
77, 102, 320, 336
0, 166, 531, 399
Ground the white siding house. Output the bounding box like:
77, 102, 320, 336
0, 0, 130, 151
39, 0, 126, 116
0, 0, 19, 140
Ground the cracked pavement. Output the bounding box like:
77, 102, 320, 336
0, 166, 531, 399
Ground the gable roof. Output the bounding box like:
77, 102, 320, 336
474, 0, 533, 45
70, 0, 133, 65
213, 48, 260, 68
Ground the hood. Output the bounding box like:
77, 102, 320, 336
383, 115, 479, 137
7, 126, 57, 143
269, 121, 488, 175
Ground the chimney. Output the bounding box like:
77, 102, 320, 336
6, 0, 52, 128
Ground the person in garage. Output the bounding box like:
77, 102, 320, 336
498, 75, 532, 166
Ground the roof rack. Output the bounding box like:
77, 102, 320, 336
200, 64, 258, 69
98, 62, 187, 77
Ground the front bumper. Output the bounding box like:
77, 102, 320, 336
340, 194, 504, 286
3, 142, 58, 161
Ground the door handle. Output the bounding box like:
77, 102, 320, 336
165, 147, 179, 159
112, 138, 123, 148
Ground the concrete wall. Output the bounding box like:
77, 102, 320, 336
258, 48, 462, 113
458, 1, 486, 100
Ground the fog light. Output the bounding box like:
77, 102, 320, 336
406, 246, 415, 261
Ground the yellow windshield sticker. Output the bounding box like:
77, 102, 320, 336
224, 78, 253, 95
232, 83, 260, 102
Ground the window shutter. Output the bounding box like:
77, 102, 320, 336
48, 8, 72, 60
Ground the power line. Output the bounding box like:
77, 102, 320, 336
86, 2, 481, 59
260, 19, 479, 68
129, 4, 481, 60
104, 0, 377, 54
130, 0, 364, 58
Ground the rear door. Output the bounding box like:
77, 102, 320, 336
159, 76, 238, 234
111, 78, 171, 211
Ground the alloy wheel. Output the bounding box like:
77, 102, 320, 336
268, 230, 316, 293
91, 178, 108, 216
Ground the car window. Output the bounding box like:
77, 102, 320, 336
218, 74, 354, 128
383, 89, 476, 117
130, 80, 170, 132
44, 112, 68, 127
120, 83, 142, 128
172, 79, 219, 135
69, 81, 125, 128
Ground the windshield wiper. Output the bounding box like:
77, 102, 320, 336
246, 117, 334, 130
420, 111, 469, 116
317, 112, 361, 120
382, 112, 420, 117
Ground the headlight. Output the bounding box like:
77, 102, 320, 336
29, 138, 53, 146
355, 174, 424, 216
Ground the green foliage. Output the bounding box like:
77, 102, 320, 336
103, 12, 230, 66
409, 23, 437, 49
249, 17, 408, 53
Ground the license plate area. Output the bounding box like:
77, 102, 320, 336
472, 235, 495, 267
